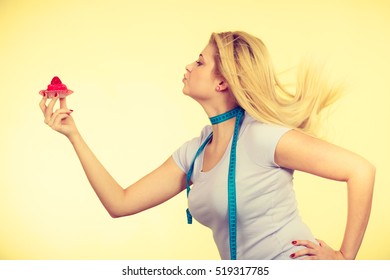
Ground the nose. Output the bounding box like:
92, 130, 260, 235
185, 62, 194, 73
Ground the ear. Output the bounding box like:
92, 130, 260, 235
215, 80, 229, 92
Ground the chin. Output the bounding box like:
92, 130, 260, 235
182, 87, 190, 96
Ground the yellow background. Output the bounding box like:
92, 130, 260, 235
0, 0, 389, 259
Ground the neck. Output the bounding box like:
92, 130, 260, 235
204, 104, 236, 118
209, 107, 243, 124
206, 105, 244, 144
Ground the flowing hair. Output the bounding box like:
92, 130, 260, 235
209, 31, 343, 136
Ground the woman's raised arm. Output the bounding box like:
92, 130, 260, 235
40, 95, 187, 218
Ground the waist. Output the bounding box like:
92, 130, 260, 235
218, 215, 315, 260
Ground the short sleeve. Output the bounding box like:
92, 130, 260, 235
172, 125, 212, 174
244, 122, 292, 167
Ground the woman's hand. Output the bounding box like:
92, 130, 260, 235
290, 239, 347, 260
39, 94, 78, 139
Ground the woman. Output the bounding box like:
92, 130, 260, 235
39, 31, 375, 260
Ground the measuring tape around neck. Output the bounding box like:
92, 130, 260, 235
186, 107, 245, 260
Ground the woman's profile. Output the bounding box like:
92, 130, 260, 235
39, 31, 375, 260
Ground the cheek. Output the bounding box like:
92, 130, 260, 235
190, 73, 213, 92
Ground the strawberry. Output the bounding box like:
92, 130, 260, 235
50, 76, 62, 85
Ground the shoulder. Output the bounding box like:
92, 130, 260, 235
172, 125, 212, 173
242, 113, 292, 146
274, 128, 375, 181
185, 125, 213, 150
241, 113, 292, 167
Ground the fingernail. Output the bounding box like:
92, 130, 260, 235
292, 241, 297, 245
290, 253, 295, 258
55, 93, 58, 97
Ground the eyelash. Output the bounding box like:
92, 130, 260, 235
196, 60, 202, 66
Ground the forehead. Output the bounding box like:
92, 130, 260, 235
200, 44, 217, 60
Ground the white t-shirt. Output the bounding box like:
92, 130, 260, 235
172, 112, 316, 259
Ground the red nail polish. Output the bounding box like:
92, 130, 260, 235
292, 241, 297, 245
55, 93, 58, 97
290, 253, 295, 258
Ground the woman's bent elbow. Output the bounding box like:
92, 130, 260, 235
109, 212, 122, 219
352, 160, 376, 186
365, 161, 376, 182
108, 209, 131, 219
107, 206, 128, 219
108, 206, 137, 219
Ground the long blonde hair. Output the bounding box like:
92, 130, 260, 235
209, 31, 343, 136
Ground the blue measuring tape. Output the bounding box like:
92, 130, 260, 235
186, 106, 244, 260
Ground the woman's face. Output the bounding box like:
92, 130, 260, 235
182, 44, 220, 100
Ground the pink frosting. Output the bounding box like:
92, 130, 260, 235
47, 76, 67, 91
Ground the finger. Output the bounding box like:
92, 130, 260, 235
292, 240, 318, 249
59, 97, 68, 110
51, 113, 71, 131
290, 248, 308, 259
39, 94, 48, 114
44, 95, 59, 122
47, 108, 72, 127
315, 239, 326, 247
301, 256, 317, 260
290, 248, 317, 259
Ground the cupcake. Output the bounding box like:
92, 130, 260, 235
39, 76, 73, 98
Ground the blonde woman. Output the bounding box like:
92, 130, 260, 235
39, 31, 375, 260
